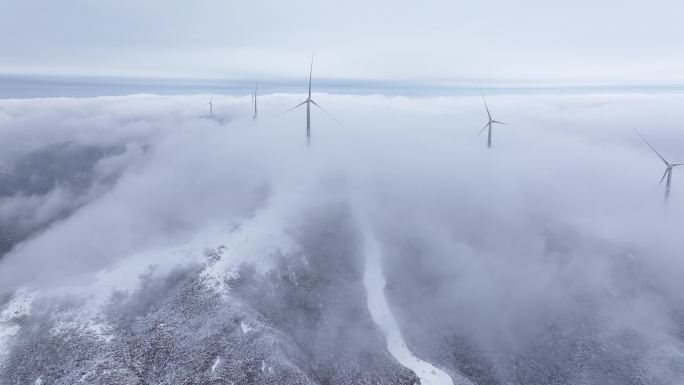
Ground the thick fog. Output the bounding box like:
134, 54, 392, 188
1, 92, 684, 383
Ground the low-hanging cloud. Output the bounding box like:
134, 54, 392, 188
1, 91, 684, 383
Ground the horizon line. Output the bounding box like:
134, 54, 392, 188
2, 73, 684, 99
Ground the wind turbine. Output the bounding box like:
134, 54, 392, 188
635, 129, 682, 202
476, 84, 508, 149
251, 83, 258, 120
205, 96, 214, 118
278, 52, 341, 147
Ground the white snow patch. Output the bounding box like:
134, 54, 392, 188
0, 289, 34, 364
211, 356, 222, 373
45, 222, 249, 340
0, 186, 305, 366
0, 206, 295, 358
40, 239, 201, 342
240, 321, 254, 334
78, 370, 96, 382
200, 199, 299, 297
360, 218, 473, 385
1, 169, 307, 365
34, 375, 43, 385
0, 289, 33, 320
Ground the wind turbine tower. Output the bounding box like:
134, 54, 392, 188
205, 96, 214, 118
252, 83, 258, 120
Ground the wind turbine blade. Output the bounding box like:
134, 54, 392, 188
310, 100, 343, 127
476, 122, 489, 137
634, 128, 669, 165
479, 81, 492, 120
672, 163, 684, 167
492, 120, 509, 125
309, 51, 315, 98
276, 100, 307, 118
660, 168, 669, 184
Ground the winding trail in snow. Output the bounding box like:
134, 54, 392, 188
361, 221, 458, 385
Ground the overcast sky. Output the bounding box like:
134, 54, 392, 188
1, 0, 683, 85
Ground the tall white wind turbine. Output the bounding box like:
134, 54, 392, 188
205, 96, 214, 118
476, 85, 508, 149
278, 52, 341, 147
635, 128, 683, 202
252, 83, 258, 120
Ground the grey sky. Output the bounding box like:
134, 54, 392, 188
1, 0, 683, 84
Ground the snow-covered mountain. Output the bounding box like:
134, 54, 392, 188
1, 93, 684, 384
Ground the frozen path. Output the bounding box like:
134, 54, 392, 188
361, 224, 459, 385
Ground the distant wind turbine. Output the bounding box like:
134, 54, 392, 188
476, 84, 508, 149
205, 96, 214, 118
278, 52, 341, 147
251, 83, 258, 120
634, 128, 683, 202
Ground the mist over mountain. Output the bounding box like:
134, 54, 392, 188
1, 92, 684, 384
0, 140, 129, 256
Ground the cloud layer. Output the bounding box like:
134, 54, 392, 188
1, 91, 684, 383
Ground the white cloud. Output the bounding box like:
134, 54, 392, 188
1, 91, 684, 380
0, 90, 681, 287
